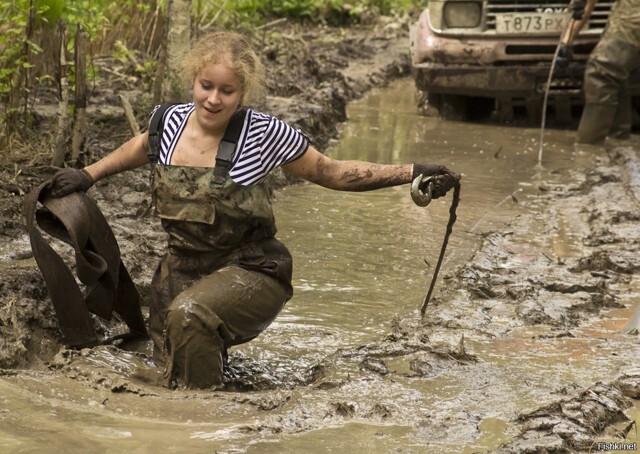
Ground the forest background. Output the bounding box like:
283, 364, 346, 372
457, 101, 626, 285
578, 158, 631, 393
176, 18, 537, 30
0, 0, 423, 167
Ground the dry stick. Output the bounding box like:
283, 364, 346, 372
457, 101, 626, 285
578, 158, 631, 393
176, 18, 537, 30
21, 0, 36, 127
421, 182, 461, 315
146, 5, 162, 57
199, 0, 239, 31
201, 0, 230, 30
152, 1, 169, 104
119, 94, 141, 137
255, 17, 288, 31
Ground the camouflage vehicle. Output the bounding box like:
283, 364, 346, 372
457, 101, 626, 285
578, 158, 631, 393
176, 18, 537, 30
410, 0, 640, 123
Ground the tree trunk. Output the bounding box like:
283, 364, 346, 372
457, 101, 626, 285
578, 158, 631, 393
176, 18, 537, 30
51, 22, 70, 168
71, 24, 88, 165
155, 0, 192, 103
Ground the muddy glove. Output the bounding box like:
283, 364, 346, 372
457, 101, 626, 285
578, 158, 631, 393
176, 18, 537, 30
568, 0, 585, 20
553, 44, 573, 76
47, 168, 94, 198
412, 163, 460, 199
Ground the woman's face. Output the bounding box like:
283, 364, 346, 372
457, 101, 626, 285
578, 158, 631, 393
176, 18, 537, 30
192, 59, 243, 133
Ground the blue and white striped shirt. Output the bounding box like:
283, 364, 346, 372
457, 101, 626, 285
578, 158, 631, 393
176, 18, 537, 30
152, 103, 309, 185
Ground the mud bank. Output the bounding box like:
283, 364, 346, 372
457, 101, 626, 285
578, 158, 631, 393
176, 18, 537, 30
432, 145, 640, 452
498, 370, 640, 453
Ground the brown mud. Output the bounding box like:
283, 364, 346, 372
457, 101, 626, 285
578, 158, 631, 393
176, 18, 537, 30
1, 17, 639, 452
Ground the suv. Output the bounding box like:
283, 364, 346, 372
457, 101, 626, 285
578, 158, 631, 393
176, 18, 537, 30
410, 0, 638, 123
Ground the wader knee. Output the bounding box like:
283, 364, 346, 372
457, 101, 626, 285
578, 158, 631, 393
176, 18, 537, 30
583, 39, 638, 106
158, 265, 291, 390
162, 302, 227, 390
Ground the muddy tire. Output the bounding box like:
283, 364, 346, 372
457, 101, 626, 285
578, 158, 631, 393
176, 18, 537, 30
439, 94, 468, 121
415, 90, 441, 117
417, 91, 469, 121
633, 96, 640, 131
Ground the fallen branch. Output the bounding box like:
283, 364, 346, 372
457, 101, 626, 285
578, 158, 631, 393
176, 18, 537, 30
119, 94, 141, 137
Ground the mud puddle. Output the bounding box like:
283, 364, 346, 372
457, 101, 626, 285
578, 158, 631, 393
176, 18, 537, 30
1, 79, 639, 453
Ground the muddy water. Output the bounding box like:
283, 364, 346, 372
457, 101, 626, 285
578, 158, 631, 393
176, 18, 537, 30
2, 79, 638, 453
262, 77, 597, 365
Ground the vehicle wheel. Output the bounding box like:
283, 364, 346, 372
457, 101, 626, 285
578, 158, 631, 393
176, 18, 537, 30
416, 92, 468, 120
416, 91, 442, 117
632, 96, 640, 131
439, 94, 468, 121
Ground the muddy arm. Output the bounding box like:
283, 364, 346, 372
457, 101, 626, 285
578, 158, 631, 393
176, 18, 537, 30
282, 145, 412, 191
83, 132, 150, 182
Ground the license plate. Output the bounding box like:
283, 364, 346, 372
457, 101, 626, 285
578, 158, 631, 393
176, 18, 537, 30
495, 12, 575, 34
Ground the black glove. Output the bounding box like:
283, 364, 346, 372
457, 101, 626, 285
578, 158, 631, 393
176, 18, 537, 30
553, 44, 573, 76
46, 168, 94, 198
412, 163, 460, 199
568, 0, 585, 20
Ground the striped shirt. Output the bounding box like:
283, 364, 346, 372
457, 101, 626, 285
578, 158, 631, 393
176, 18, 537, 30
151, 103, 309, 185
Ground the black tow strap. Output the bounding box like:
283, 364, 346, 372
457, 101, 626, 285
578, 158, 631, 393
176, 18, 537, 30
24, 184, 148, 348
420, 181, 461, 315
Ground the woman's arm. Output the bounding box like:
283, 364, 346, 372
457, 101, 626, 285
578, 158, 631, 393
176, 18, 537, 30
282, 146, 412, 191
84, 131, 150, 182
47, 132, 152, 198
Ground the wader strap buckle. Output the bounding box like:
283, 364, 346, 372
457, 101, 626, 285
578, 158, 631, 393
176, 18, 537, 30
210, 140, 236, 187
210, 108, 247, 188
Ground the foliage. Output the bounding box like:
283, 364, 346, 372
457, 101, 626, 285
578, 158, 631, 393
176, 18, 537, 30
210, 0, 424, 26
0, 0, 156, 135
1, 0, 420, 140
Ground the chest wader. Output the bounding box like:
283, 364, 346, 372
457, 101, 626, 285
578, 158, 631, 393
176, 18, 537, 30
147, 107, 293, 389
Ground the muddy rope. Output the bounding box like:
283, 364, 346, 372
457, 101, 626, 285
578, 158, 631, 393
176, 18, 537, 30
420, 181, 461, 315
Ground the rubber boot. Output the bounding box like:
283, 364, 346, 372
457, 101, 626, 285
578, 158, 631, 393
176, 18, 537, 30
609, 92, 632, 139
576, 103, 617, 145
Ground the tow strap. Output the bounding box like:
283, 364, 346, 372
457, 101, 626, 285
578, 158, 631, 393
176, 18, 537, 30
411, 176, 461, 315
24, 183, 148, 348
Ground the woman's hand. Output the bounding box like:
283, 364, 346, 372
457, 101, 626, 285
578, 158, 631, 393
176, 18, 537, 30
412, 163, 460, 199
46, 168, 94, 198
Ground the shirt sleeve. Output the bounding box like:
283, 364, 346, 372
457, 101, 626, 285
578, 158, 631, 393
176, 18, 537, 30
230, 111, 310, 185
261, 116, 310, 169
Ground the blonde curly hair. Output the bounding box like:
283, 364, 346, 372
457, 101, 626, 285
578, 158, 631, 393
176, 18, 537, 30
182, 31, 266, 106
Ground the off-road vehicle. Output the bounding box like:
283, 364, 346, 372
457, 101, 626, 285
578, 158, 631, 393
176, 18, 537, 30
410, 0, 639, 123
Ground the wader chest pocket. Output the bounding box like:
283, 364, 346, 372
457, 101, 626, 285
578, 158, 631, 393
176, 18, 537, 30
155, 193, 217, 225
153, 166, 218, 225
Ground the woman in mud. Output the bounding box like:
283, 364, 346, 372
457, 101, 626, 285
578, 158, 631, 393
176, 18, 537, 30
47, 31, 460, 390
